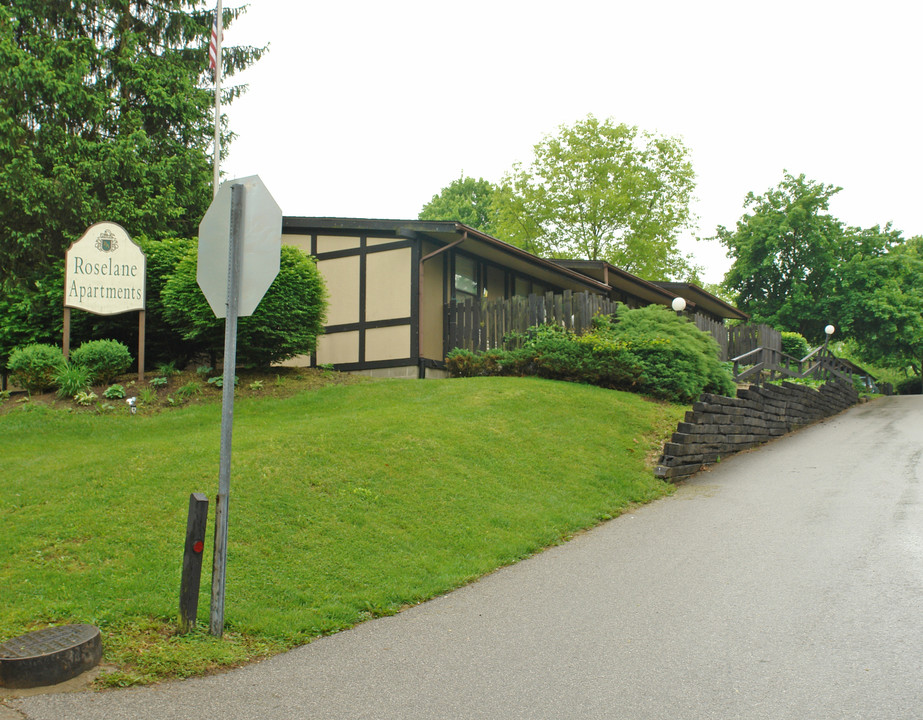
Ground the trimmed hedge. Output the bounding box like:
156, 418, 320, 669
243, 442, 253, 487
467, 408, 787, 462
7, 343, 65, 392
70, 339, 133, 384
161, 245, 327, 368
447, 305, 735, 404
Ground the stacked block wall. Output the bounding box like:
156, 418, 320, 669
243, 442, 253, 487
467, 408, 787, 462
655, 380, 859, 480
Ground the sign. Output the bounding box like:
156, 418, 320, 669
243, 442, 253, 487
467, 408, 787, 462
197, 175, 282, 318
64, 222, 146, 315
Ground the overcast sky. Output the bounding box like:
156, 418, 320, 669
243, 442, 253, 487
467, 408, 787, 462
219, 0, 922, 284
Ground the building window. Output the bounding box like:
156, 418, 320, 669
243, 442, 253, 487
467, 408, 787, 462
454, 254, 478, 301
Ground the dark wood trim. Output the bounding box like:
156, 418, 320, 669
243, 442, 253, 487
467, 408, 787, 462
315, 239, 413, 261
410, 240, 420, 363
324, 317, 412, 334
358, 237, 367, 363
329, 358, 418, 372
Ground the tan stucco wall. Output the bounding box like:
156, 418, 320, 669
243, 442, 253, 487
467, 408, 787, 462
317, 235, 361, 253
318, 256, 360, 325
366, 248, 411, 322
316, 330, 360, 365
282, 233, 311, 254
420, 243, 445, 362
365, 325, 411, 362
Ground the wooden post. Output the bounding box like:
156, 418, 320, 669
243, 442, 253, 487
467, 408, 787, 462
179, 493, 209, 632
63, 307, 71, 360
137, 310, 146, 383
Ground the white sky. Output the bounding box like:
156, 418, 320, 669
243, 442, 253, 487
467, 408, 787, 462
220, 0, 922, 284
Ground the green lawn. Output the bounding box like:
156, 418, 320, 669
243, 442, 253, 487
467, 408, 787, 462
0, 376, 686, 686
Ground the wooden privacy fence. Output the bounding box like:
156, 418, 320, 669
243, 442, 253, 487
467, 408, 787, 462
694, 315, 729, 360
695, 318, 781, 363
446, 292, 857, 387
447, 291, 619, 353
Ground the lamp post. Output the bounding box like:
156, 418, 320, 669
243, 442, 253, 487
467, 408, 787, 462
821, 324, 835, 381
671, 296, 687, 317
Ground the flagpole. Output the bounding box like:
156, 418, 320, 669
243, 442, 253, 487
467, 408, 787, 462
212, 0, 223, 198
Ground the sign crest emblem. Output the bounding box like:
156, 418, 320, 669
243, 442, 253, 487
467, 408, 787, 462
95, 229, 119, 253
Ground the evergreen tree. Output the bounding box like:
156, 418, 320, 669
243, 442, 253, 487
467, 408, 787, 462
0, 0, 264, 286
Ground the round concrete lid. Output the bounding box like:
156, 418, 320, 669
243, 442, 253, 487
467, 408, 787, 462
0, 625, 102, 689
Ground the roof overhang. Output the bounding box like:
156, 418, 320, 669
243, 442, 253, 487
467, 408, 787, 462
652, 282, 749, 321
552, 259, 681, 307
282, 218, 611, 295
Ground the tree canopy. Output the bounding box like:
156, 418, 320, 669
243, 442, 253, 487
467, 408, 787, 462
838, 235, 923, 374
0, 0, 263, 286
717, 173, 852, 341
495, 115, 697, 280
719, 172, 922, 373
418, 116, 698, 280
418, 175, 499, 236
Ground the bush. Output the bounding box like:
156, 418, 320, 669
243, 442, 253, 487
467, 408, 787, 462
70, 340, 133, 384
103, 384, 126, 399
54, 363, 93, 398
445, 305, 736, 404
7, 343, 65, 392
161, 245, 328, 368
896, 376, 922, 395
596, 305, 736, 402
780, 331, 810, 359
447, 325, 643, 391
0, 266, 67, 373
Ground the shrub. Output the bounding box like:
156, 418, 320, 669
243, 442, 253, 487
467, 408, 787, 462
156, 360, 179, 378
73, 390, 98, 406
7, 344, 65, 392
104, 384, 126, 399
447, 325, 643, 390
176, 381, 203, 400
446, 305, 736, 404
70, 340, 133, 384
54, 363, 93, 398
0, 265, 67, 374
780, 331, 810, 359
596, 305, 736, 402
161, 246, 328, 368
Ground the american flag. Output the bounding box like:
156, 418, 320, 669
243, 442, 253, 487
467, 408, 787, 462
208, 8, 221, 73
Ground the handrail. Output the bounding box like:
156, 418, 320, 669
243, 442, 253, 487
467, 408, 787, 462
732, 343, 855, 386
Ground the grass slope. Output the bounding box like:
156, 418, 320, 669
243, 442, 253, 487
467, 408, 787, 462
0, 376, 686, 686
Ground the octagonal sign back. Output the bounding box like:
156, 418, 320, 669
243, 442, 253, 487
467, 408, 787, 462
197, 175, 282, 318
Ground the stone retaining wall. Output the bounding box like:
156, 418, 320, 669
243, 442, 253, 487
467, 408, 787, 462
655, 380, 859, 480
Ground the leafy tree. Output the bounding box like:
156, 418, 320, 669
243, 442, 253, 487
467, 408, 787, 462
718, 172, 919, 368
419, 175, 500, 236
161, 246, 328, 369
838, 234, 923, 375
0, 1, 264, 286
493, 115, 697, 279
718, 173, 857, 342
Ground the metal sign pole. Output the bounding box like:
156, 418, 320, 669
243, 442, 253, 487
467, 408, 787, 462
210, 182, 244, 637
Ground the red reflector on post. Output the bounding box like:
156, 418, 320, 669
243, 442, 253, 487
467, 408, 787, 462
193, 541, 204, 554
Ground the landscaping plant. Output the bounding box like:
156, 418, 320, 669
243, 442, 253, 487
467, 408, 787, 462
447, 305, 735, 403
70, 339, 133, 384
6, 343, 65, 392
54, 362, 93, 399
161, 245, 327, 368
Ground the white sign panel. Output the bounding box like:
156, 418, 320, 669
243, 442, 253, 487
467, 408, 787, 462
64, 222, 146, 315
197, 175, 282, 318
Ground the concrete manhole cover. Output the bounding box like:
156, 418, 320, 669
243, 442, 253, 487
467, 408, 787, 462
0, 625, 102, 689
